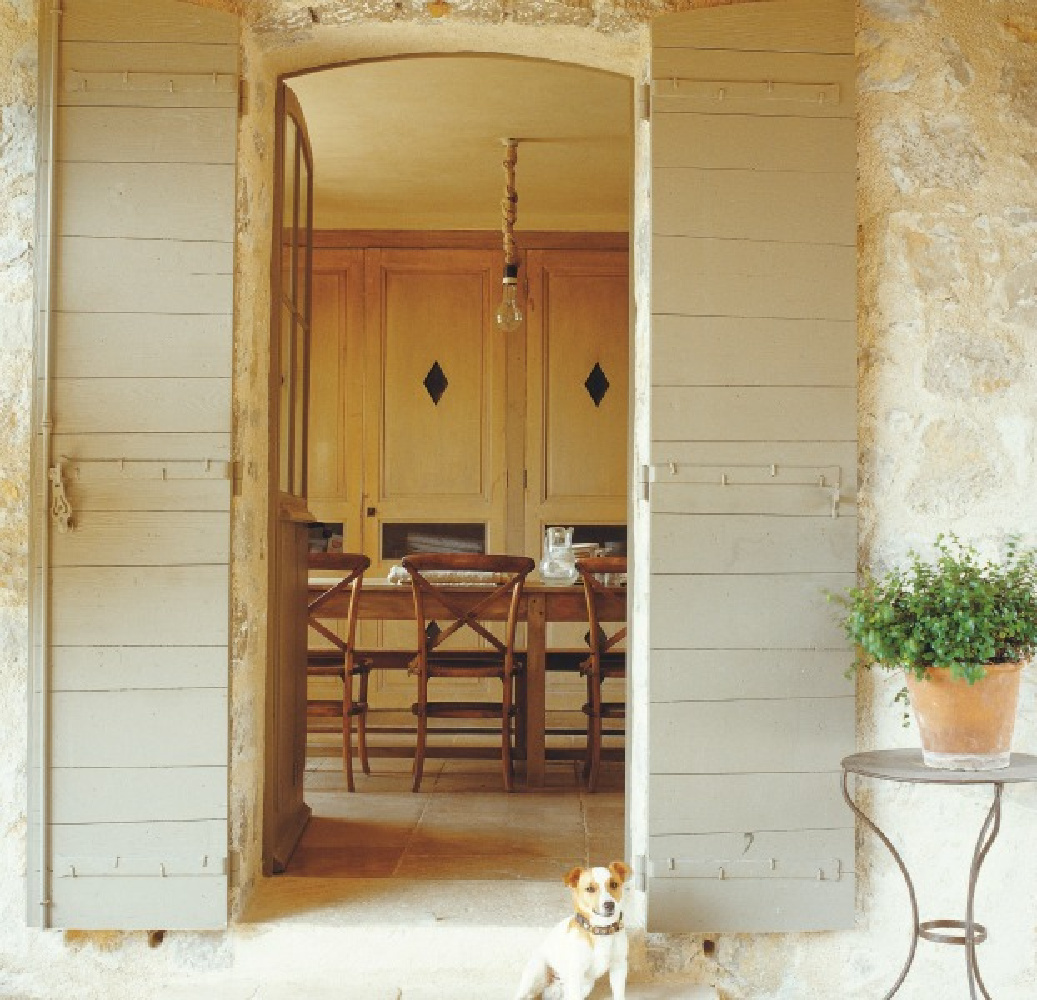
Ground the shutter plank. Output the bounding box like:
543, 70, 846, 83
52, 819, 226, 860
62, 0, 237, 46
649, 879, 854, 934
52, 689, 228, 768
650, 773, 848, 833
651, 699, 855, 775
60, 106, 236, 164
51, 566, 229, 646
652, 574, 852, 649
55, 237, 233, 314
651, 649, 853, 702
51, 511, 230, 566
653, 387, 856, 443
652, 0, 854, 55
655, 169, 856, 244
655, 109, 856, 170
653, 316, 855, 386
51, 766, 226, 824
653, 237, 855, 320
58, 163, 236, 241
51, 646, 227, 691
50, 876, 227, 931
53, 313, 231, 379
651, 515, 856, 573
52, 377, 230, 434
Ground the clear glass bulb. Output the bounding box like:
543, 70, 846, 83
495, 280, 523, 332
495, 262, 523, 332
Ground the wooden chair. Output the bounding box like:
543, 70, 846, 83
402, 553, 535, 793
575, 556, 627, 792
307, 552, 371, 792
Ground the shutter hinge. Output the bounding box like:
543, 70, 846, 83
522, 469, 528, 489
640, 463, 651, 503
640, 81, 652, 121
238, 78, 249, 116
633, 854, 649, 892
232, 460, 243, 496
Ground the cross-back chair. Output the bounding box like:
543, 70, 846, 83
307, 552, 371, 792
575, 556, 627, 792
402, 553, 535, 792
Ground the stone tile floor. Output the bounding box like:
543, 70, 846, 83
285, 754, 625, 880
167, 756, 717, 999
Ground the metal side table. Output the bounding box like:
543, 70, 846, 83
841, 749, 1037, 1000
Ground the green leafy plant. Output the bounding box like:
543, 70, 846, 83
831, 534, 1037, 685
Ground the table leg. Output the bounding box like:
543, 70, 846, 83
966, 784, 1002, 1000
842, 771, 920, 999
525, 594, 547, 788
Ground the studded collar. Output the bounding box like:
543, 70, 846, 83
573, 911, 624, 936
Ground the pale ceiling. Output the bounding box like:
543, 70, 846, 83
288, 56, 633, 232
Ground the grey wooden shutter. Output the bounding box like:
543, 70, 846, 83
30, 0, 238, 930
645, 0, 857, 932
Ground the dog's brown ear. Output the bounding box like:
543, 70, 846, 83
609, 861, 632, 884
564, 866, 584, 888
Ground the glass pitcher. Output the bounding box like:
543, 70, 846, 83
540, 526, 577, 583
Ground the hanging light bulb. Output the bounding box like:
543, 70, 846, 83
495, 262, 523, 333
495, 139, 524, 333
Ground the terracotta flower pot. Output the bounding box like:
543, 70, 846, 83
904, 662, 1024, 770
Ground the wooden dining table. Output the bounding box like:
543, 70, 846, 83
308, 576, 626, 787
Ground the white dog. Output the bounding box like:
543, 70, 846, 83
514, 861, 631, 1000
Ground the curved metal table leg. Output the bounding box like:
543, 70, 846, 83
842, 771, 920, 999
966, 783, 1002, 1000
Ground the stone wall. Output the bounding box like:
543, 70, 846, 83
2, 1, 1037, 998
0, 0, 38, 969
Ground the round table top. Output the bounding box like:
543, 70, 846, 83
842, 748, 1037, 784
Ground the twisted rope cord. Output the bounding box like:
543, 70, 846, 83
501, 140, 518, 266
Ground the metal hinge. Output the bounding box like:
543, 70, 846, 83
238, 78, 249, 116
640, 81, 651, 121
232, 460, 243, 496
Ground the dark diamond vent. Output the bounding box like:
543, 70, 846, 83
584, 362, 610, 407
423, 361, 448, 405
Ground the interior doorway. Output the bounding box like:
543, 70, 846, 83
267, 53, 633, 889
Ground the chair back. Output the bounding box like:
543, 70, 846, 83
401, 553, 535, 662
307, 552, 371, 654
575, 556, 627, 658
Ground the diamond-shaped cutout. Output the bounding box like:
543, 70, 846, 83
584, 362, 610, 407
423, 361, 448, 405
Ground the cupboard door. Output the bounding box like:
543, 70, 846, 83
524, 249, 629, 556
362, 247, 508, 574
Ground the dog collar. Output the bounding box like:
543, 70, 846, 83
574, 911, 623, 936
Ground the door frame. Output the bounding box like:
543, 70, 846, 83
261, 52, 648, 892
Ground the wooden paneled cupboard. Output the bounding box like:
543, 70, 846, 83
307, 233, 629, 570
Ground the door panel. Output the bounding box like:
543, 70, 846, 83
524, 249, 629, 555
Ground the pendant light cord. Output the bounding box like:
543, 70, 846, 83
501, 139, 518, 266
